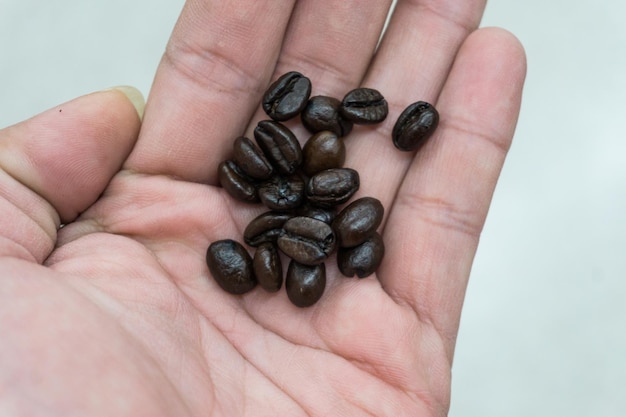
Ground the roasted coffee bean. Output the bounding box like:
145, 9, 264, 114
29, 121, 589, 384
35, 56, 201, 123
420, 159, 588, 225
301, 95, 353, 137
262, 71, 312, 121
254, 120, 303, 175
244, 211, 292, 247
340, 87, 388, 124
218, 160, 259, 203
232, 136, 274, 180
306, 168, 360, 208
243, 211, 294, 246
253, 242, 283, 292
392, 101, 439, 152
295, 203, 336, 225
337, 232, 385, 278
277, 216, 336, 265
286, 260, 326, 308
301, 131, 346, 176
206, 239, 257, 294
332, 197, 384, 248
258, 174, 305, 210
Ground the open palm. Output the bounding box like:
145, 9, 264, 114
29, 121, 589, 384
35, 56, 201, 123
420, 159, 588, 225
0, 1, 525, 416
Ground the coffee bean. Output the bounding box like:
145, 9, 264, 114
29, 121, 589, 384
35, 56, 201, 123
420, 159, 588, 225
206, 239, 257, 294
337, 232, 385, 278
332, 197, 384, 248
306, 168, 359, 208
243, 211, 292, 247
277, 216, 336, 265
262, 71, 312, 121
392, 101, 439, 152
295, 203, 336, 225
253, 242, 283, 292
301, 95, 353, 137
286, 260, 326, 307
232, 136, 274, 180
258, 174, 305, 210
302, 131, 346, 176
254, 120, 303, 175
340, 87, 388, 124
218, 160, 259, 203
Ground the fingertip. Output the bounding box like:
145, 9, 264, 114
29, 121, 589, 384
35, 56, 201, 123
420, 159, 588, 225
105, 85, 146, 121
439, 26, 528, 145
468, 26, 527, 82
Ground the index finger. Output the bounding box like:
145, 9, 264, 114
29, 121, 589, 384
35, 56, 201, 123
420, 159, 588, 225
124, 0, 296, 182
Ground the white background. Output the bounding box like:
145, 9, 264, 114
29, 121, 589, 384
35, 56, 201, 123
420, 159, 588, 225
1, 1, 624, 416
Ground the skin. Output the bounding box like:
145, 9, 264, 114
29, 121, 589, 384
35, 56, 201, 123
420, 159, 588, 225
0, 1, 526, 416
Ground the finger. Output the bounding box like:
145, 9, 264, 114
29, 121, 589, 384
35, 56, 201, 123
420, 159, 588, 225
0, 87, 144, 262
344, 0, 487, 211
379, 28, 527, 356
124, 0, 297, 183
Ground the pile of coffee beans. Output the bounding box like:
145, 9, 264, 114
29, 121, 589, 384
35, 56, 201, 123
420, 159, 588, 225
206, 71, 439, 307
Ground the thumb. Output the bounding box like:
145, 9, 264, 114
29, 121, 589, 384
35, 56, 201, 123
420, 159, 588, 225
0, 87, 144, 262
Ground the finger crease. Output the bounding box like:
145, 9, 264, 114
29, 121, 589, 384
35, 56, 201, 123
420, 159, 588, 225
395, 191, 483, 239
411, 0, 481, 35
278, 51, 357, 94
443, 117, 512, 156
163, 39, 265, 96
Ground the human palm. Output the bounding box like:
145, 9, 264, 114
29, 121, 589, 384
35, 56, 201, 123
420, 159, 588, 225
0, 1, 526, 416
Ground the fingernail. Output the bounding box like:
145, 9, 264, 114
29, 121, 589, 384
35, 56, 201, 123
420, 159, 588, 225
106, 86, 145, 121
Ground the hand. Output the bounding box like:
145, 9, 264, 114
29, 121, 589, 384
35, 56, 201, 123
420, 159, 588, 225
0, 1, 526, 416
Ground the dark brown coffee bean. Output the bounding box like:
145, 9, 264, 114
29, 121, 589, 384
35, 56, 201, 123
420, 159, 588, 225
340, 87, 388, 124
258, 174, 305, 210
332, 197, 384, 248
232, 136, 274, 180
301, 131, 346, 176
301, 95, 353, 137
254, 120, 303, 175
306, 168, 359, 208
262, 71, 312, 121
253, 242, 283, 292
337, 232, 385, 278
206, 239, 257, 294
295, 203, 336, 225
243, 211, 293, 247
277, 216, 336, 265
392, 101, 439, 152
218, 160, 259, 203
286, 260, 326, 308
